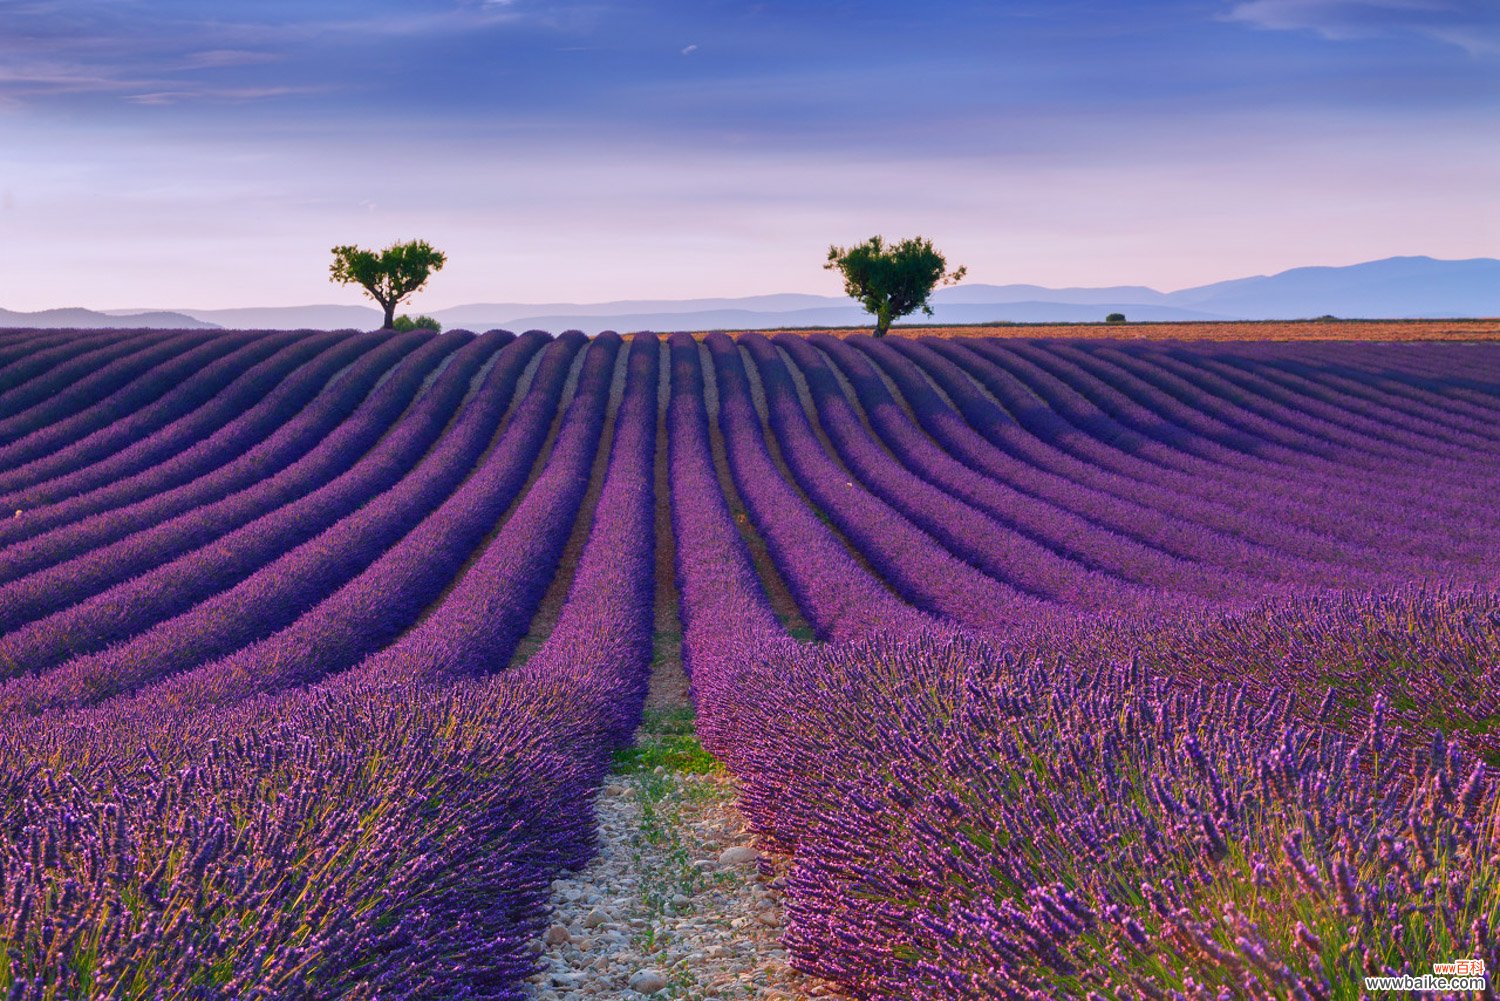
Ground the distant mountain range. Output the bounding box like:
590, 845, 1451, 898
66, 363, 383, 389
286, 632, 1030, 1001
0, 307, 218, 330
6, 256, 1496, 333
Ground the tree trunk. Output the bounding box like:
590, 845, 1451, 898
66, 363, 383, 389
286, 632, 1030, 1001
874, 303, 891, 338
383, 302, 397, 329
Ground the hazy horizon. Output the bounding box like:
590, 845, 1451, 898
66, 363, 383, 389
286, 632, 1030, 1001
56, 253, 1479, 317
2, 1, 1496, 312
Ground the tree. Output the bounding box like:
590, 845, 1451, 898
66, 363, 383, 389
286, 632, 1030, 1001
825, 235, 966, 337
1105, 312, 1126, 324
329, 240, 447, 330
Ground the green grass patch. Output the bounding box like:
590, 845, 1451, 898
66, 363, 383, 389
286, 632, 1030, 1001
612, 707, 723, 776
641, 706, 696, 736
651, 628, 682, 668
613, 736, 721, 776
613, 706, 741, 959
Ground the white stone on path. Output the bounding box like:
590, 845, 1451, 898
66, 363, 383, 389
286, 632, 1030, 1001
718, 845, 760, 866
628, 969, 668, 993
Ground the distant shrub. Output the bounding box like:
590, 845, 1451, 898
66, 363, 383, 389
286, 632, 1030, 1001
393, 314, 442, 332
1105, 312, 1126, 323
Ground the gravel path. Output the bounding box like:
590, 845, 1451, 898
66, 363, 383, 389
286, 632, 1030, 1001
525, 751, 844, 1000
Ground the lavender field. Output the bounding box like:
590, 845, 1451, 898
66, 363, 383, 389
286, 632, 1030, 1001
0, 325, 1496, 999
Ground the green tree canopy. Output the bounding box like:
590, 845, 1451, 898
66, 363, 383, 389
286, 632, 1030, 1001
330, 239, 447, 330
824, 235, 966, 337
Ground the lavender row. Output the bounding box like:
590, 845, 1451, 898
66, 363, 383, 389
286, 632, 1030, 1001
0, 446, 659, 997
693, 333, 928, 642
1169, 342, 1500, 449
1162, 341, 1500, 453
921, 335, 1445, 561
0, 330, 410, 568
0, 327, 83, 357
1156, 345, 1500, 498
1086, 341, 1499, 496
1056, 342, 1500, 546
0, 331, 261, 481
0, 659, 602, 997
0, 331, 564, 712
965, 339, 1500, 556
955, 336, 1500, 570
982, 337, 1400, 493
715, 630, 1498, 998
774, 334, 1157, 610
123, 327, 606, 705
731, 332, 1055, 634
1291, 341, 1500, 420
0, 330, 482, 650
1072, 582, 1500, 765
942, 336, 1458, 578
316, 331, 660, 987
840, 334, 1349, 590
120, 332, 605, 712
968, 336, 1479, 552
0, 330, 328, 504
742, 332, 1082, 632
684, 337, 1499, 995
1033, 338, 1406, 475
0, 329, 215, 451
1285, 342, 1500, 451
912, 334, 1434, 563
1083, 340, 1446, 461
480, 331, 660, 743
843, 335, 1342, 594
665, 332, 787, 682
1035, 340, 1500, 573
0, 329, 97, 377
363, 331, 641, 683
663, 331, 800, 841
0, 329, 158, 413
1009, 341, 1498, 523
0, 335, 661, 999
1245, 344, 1500, 439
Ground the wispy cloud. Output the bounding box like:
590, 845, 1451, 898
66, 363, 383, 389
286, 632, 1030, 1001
178, 49, 282, 69
0, 56, 316, 104
0, 59, 149, 97
123, 85, 324, 106
0, 1, 593, 105
1224, 0, 1500, 54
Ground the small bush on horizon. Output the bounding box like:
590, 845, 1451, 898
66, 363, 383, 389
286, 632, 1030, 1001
1105, 312, 1127, 323
393, 314, 442, 332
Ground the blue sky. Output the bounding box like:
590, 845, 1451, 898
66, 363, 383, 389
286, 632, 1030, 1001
1, 0, 1496, 309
